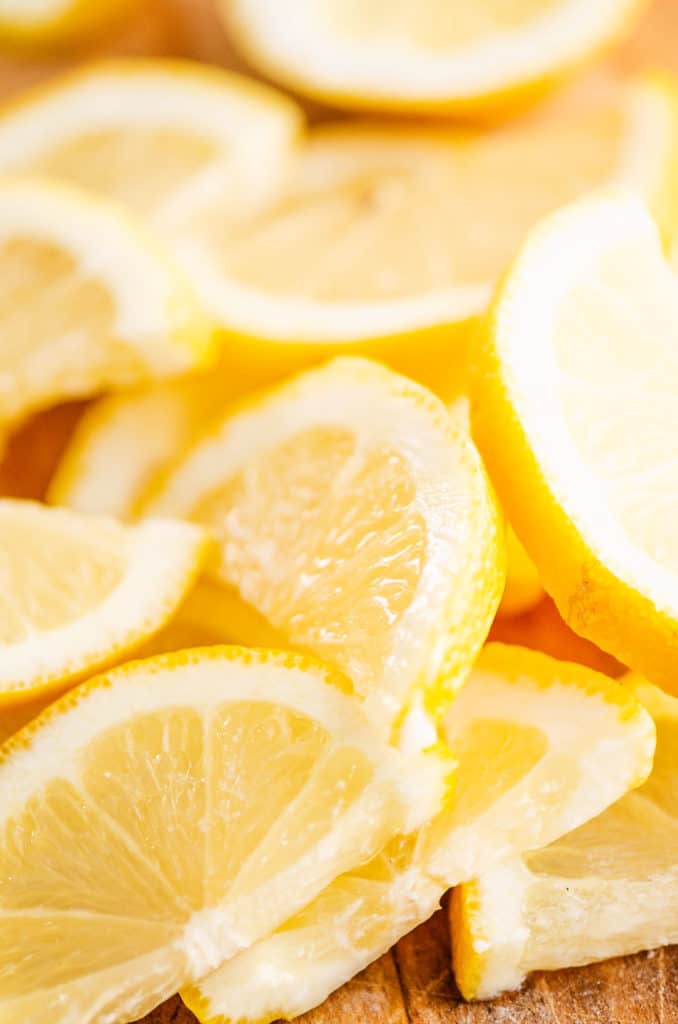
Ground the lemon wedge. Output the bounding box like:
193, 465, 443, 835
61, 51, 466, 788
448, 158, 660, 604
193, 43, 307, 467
0, 177, 214, 436
451, 676, 677, 1000
184, 644, 654, 1024
142, 357, 504, 740
473, 188, 678, 690
0, 646, 443, 1023
0, 498, 210, 702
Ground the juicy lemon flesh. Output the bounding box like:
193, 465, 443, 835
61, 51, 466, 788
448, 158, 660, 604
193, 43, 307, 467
554, 240, 678, 573
198, 108, 623, 302
328, 0, 563, 50
190, 427, 427, 699
0, 509, 124, 644
24, 128, 220, 219
0, 236, 147, 426
0, 696, 389, 1021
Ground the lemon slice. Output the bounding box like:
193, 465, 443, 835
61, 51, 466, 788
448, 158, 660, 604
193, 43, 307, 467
184, 643, 654, 1024
0, 646, 443, 1023
143, 357, 504, 740
48, 370, 252, 519
0, 498, 210, 702
0, 69, 674, 387
473, 189, 678, 690
0, 0, 134, 47
0, 177, 215, 435
451, 676, 676, 1001
223, 0, 646, 115
498, 527, 544, 617
0, 59, 302, 231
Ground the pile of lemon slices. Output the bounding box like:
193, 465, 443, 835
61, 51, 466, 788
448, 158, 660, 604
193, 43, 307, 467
0, 1, 678, 1022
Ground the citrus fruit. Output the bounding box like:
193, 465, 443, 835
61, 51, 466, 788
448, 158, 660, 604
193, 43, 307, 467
0, 67, 674, 388
184, 643, 654, 1024
0, 497, 209, 702
472, 188, 678, 690
0, 646, 444, 1023
48, 370, 253, 519
222, 0, 647, 115
0, 59, 302, 230
451, 676, 677, 1000
0, 177, 213, 436
142, 357, 504, 741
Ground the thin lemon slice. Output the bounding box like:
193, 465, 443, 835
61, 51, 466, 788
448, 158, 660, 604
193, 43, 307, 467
0, 177, 214, 435
48, 370, 253, 519
451, 677, 677, 1001
0, 59, 302, 231
143, 357, 504, 740
473, 189, 678, 690
0, 0, 134, 47
223, 0, 646, 115
0, 646, 443, 1024
184, 644, 654, 1024
0, 498, 210, 702
0, 69, 674, 388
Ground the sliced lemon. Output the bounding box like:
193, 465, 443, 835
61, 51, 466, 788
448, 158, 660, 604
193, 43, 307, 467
142, 357, 504, 740
451, 676, 677, 1001
0, 59, 302, 229
498, 527, 544, 617
184, 643, 654, 1024
0, 498, 210, 702
223, 0, 646, 115
0, 69, 674, 388
473, 189, 678, 690
0, 0, 134, 47
0, 177, 215, 436
48, 370, 253, 519
0, 646, 443, 1023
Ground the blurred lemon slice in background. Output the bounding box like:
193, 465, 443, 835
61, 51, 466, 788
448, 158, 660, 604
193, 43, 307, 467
473, 189, 678, 692
0, 647, 444, 1023
0, 0, 135, 47
0, 177, 214, 436
222, 0, 647, 115
451, 676, 678, 1000
184, 643, 654, 1024
0, 66, 674, 388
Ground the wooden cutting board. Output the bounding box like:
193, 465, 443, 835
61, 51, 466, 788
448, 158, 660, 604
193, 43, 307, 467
142, 909, 678, 1024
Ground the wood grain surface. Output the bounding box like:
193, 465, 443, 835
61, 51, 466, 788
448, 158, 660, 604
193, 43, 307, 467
0, 0, 676, 1021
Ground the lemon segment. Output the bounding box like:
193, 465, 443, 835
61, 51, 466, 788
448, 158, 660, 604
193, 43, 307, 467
184, 644, 654, 1024
0, 647, 444, 1024
0, 498, 210, 701
473, 189, 678, 689
451, 677, 678, 1000
0, 177, 215, 434
223, 0, 647, 115
143, 357, 504, 740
